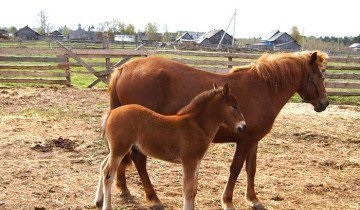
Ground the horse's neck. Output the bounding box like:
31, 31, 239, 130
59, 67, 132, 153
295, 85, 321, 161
192, 101, 223, 139
268, 73, 303, 115
247, 67, 304, 115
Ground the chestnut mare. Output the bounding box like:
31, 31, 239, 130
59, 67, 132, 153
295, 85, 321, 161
95, 84, 246, 210
109, 51, 329, 209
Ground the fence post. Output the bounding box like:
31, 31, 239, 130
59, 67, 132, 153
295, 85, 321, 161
228, 56, 233, 69
103, 32, 111, 71
64, 53, 71, 87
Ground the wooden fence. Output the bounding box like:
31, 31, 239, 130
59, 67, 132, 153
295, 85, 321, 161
0, 48, 359, 96
0, 48, 71, 86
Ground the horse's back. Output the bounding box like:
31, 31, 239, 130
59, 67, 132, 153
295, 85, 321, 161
114, 57, 216, 114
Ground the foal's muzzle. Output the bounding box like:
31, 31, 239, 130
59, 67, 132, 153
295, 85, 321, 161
236, 121, 247, 133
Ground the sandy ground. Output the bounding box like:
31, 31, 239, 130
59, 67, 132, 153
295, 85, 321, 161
0, 87, 359, 210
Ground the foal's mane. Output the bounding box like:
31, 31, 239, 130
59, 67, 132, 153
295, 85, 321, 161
230, 51, 328, 91
177, 88, 223, 115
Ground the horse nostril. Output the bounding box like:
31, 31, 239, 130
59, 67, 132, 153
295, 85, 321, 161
237, 121, 246, 133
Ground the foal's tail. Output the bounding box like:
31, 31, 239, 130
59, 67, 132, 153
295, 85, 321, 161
101, 109, 111, 152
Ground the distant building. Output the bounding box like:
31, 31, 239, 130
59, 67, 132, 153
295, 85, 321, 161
0, 29, 10, 40
349, 43, 360, 52
196, 29, 234, 47
49, 30, 64, 41
251, 30, 301, 51
14, 26, 42, 40
69, 24, 96, 41
177, 31, 205, 41
114, 34, 136, 43
176, 32, 194, 43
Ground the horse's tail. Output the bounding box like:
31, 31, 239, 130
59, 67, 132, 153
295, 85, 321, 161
108, 66, 123, 109
105, 65, 133, 167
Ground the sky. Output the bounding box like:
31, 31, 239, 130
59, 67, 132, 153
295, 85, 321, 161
1, 0, 359, 38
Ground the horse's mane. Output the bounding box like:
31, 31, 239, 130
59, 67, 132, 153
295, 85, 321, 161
177, 88, 222, 115
230, 51, 328, 91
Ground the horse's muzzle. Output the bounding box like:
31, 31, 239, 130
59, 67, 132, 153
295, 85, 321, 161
314, 98, 329, 112
236, 121, 247, 133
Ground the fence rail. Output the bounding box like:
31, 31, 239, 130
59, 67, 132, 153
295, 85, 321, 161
0, 47, 359, 96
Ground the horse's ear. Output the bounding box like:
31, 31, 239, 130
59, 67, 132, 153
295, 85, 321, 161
310, 51, 318, 63
213, 83, 218, 90
222, 83, 229, 96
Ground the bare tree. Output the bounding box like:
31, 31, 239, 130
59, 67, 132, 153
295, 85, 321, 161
38, 10, 47, 35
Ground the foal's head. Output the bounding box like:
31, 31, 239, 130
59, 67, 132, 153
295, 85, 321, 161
212, 83, 246, 133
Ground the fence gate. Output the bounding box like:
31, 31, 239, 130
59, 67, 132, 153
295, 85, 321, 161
56, 41, 146, 88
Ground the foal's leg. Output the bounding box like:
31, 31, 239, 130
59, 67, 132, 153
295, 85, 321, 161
221, 144, 248, 210
131, 150, 162, 207
115, 153, 132, 196
245, 143, 263, 209
95, 155, 109, 208
102, 154, 123, 210
182, 160, 200, 210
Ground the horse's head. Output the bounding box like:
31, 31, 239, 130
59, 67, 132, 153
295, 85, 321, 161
298, 51, 329, 112
214, 83, 246, 133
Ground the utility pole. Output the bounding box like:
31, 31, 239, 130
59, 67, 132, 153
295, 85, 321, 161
217, 10, 237, 49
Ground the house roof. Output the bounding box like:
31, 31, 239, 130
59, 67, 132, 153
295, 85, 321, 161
177, 32, 193, 40
268, 32, 286, 42
50, 30, 63, 36
262, 30, 280, 41
15, 26, 41, 36
349, 43, 360, 48
196, 29, 232, 44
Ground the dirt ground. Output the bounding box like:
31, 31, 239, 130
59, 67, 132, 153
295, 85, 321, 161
0, 87, 359, 210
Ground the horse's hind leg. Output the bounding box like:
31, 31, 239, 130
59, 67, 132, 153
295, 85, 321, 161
131, 148, 163, 208
94, 155, 109, 208
115, 153, 132, 196
102, 154, 123, 210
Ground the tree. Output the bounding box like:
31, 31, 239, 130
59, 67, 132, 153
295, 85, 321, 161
38, 10, 47, 35
124, 24, 136, 35
290, 26, 302, 44
162, 25, 171, 42
145, 22, 160, 43
58, 25, 70, 37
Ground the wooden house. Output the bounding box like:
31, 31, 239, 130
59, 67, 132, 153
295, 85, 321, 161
349, 43, 360, 52
196, 29, 234, 47
14, 26, 42, 40
176, 32, 194, 43
49, 30, 64, 41
252, 30, 301, 51
0, 29, 10, 40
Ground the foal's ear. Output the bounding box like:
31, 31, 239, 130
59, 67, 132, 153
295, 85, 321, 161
222, 83, 229, 96
310, 51, 318, 63
213, 83, 219, 90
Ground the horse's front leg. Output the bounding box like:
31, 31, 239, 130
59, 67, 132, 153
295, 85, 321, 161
245, 143, 264, 210
182, 159, 200, 210
221, 143, 247, 210
131, 149, 163, 208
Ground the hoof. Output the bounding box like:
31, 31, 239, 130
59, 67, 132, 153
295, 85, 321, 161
252, 202, 265, 210
95, 199, 103, 208
150, 203, 165, 210
221, 202, 235, 210
120, 190, 131, 198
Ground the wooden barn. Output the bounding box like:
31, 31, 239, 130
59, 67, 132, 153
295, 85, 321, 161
14, 26, 42, 40
176, 32, 194, 43
196, 29, 234, 47
0, 29, 10, 40
49, 30, 64, 41
252, 30, 301, 51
